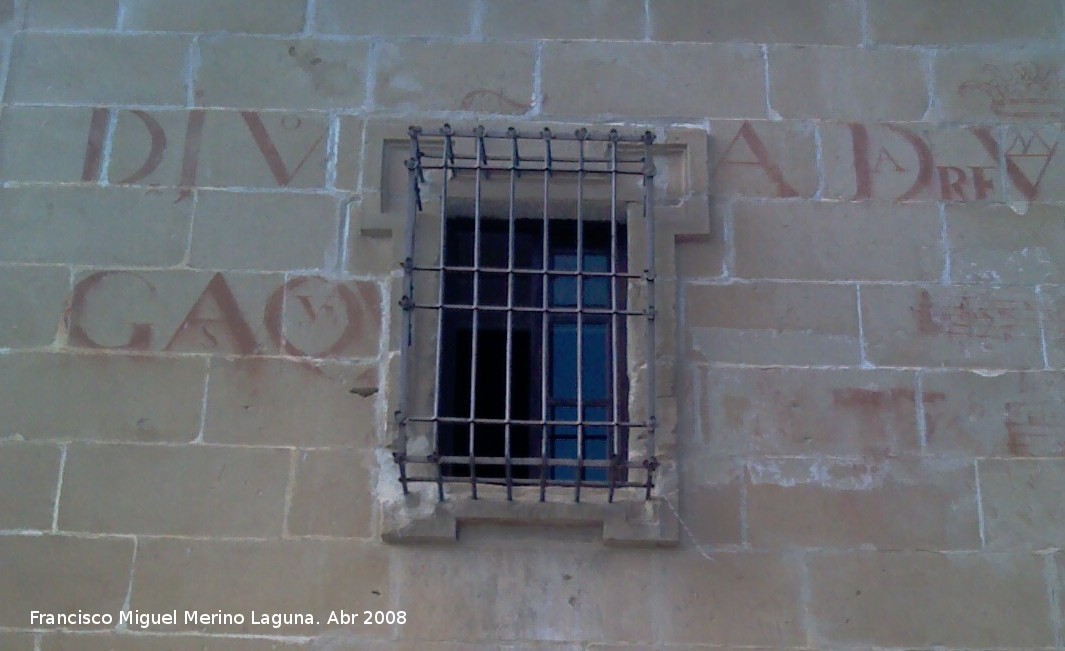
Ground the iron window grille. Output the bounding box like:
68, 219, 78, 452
395, 124, 657, 503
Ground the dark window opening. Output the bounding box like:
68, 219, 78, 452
436, 217, 628, 484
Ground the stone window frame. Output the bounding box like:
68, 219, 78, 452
356, 118, 710, 545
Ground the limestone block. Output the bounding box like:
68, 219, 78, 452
807, 551, 1054, 647
948, 203, 1065, 284
732, 200, 942, 281
700, 367, 921, 456
922, 371, 1065, 457
59, 443, 289, 536
0, 353, 206, 442
769, 46, 928, 120
122, 0, 306, 33
6, 33, 190, 105
0, 442, 61, 529
542, 42, 765, 119
314, 0, 472, 37
190, 191, 339, 272
860, 284, 1044, 369
747, 457, 980, 549
650, 0, 861, 45
484, 0, 644, 40
204, 359, 378, 447
0, 535, 134, 628
653, 551, 805, 646
0, 266, 67, 348
685, 282, 860, 365
867, 0, 1061, 45
373, 41, 536, 114
197, 36, 369, 110
0, 187, 191, 266
0, 107, 97, 182
289, 449, 374, 538
709, 119, 819, 198
980, 459, 1065, 549
26, 0, 117, 28
130, 539, 391, 636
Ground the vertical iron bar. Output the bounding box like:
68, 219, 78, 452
504, 128, 518, 500
539, 127, 552, 502
468, 126, 486, 499
642, 131, 657, 499
608, 130, 619, 504
430, 124, 453, 502
575, 128, 586, 503
397, 127, 422, 495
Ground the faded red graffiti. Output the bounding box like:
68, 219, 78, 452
915, 290, 1035, 341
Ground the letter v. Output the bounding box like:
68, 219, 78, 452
240, 111, 325, 187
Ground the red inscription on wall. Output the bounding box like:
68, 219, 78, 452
1005, 400, 1065, 456
915, 290, 1035, 341
65, 271, 379, 359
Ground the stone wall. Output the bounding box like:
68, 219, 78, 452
2, 0, 1065, 649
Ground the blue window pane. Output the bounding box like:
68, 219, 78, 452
551, 438, 577, 481
551, 277, 577, 306
582, 325, 607, 400
550, 324, 577, 399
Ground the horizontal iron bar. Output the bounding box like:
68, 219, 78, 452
410, 303, 646, 316
406, 455, 647, 468
412, 265, 642, 280
423, 126, 654, 143
416, 163, 647, 176
403, 476, 653, 489
407, 416, 649, 427
433, 153, 647, 165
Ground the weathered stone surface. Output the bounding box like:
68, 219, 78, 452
980, 459, 1065, 549
484, 0, 644, 40
820, 122, 1004, 202
934, 48, 1065, 122
333, 117, 364, 192
0, 266, 67, 348
860, 285, 1044, 369
769, 46, 928, 120
67, 269, 285, 355
948, 203, 1065, 284
0, 107, 97, 182
0, 353, 206, 442
673, 206, 726, 278
733, 201, 942, 280
867, 0, 1062, 44
650, 0, 861, 44
393, 547, 651, 642
0, 633, 34, 651
108, 110, 331, 190
131, 539, 390, 635
0, 535, 134, 628
0, 442, 61, 529
747, 457, 980, 549
542, 42, 765, 119
678, 455, 743, 545
374, 41, 535, 114
686, 282, 860, 365
0, 187, 191, 266
923, 371, 1065, 457
204, 359, 378, 447
197, 37, 369, 110
700, 367, 921, 456
277, 276, 382, 359
189, 191, 338, 272
60, 444, 289, 536
709, 120, 819, 198
808, 551, 1054, 647
123, 0, 306, 33
288, 449, 373, 537
653, 551, 804, 646
43, 635, 309, 651
1039, 286, 1065, 369
6, 33, 190, 105
315, 0, 472, 37
26, 0, 117, 28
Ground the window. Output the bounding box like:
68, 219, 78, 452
394, 125, 658, 503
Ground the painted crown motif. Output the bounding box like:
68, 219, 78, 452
958, 63, 1065, 119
